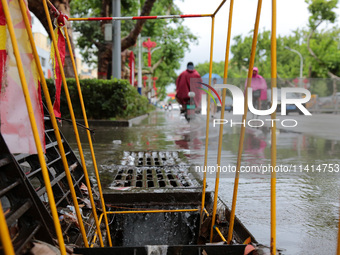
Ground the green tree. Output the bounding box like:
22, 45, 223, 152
305, 0, 340, 96
71, 0, 157, 78
196, 30, 313, 87
230, 29, 314, 81
71, 0, 197, 100
306, 0, 340, 81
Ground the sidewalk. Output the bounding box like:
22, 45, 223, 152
209, 112, 340, 141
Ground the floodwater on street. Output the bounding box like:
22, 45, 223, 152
61, 109, 340, 254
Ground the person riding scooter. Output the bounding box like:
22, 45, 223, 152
175, 62, 202, 113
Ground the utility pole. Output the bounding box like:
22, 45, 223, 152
112, 0, 121, 79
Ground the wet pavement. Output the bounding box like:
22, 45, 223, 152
61, 109, 340, 254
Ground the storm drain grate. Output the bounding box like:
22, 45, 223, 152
120, 151, 188, 167
108, 165, 199, 189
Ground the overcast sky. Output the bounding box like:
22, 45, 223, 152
174, 0, 340, 74
31, 0, 340, 94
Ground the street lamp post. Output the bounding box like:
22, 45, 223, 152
112, 0, 121, 79
285, 46, 303, 87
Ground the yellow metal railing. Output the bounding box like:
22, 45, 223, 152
209, 0, 235, 243
0, 0, 67, 253
42, 0, 105, 247
18, 0, 90, 246
1, 0, 317, 254
200, 15, 215, 220
63, 25, 113, 247
226, 0, 263, 244
0, 202, 15, 255
270, 0, 277, 253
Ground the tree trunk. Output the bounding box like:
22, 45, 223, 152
97, 0, 157, 79
120, 0, 157, 51
97, 0, 111, 79
28, 0, 75, 77
29, 0, 157, 80
97, 43, 112, 79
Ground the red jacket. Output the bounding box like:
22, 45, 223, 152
176, 69, 202, 106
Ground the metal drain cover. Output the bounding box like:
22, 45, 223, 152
108, 165, 199, 189
120, 151, 188, 167
105, 151, 200, 190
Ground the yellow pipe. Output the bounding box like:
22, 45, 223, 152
90, 213, 105, 248
204, 208, 210, 217
1, 1, 66, 253
214, 226, 227, 242
0, 202, 15, 255
270, 0, 277, 254
17, 0, 89, 247
201, 15, 215, 220
42, 0, 104, 246
63, 26, 112, 247
209, 0, 234, 243
227, 0, 263, 244
213, 0, 227, 16
107, 209, 199, 214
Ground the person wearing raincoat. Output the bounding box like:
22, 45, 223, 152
175, 62, 202, 112
245, 67, 267, 110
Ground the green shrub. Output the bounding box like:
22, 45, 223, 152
45, 78, 154, 119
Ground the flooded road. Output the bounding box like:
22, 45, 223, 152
61, 110, 340, 254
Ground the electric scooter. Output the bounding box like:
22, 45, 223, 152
181, 92, 196, 122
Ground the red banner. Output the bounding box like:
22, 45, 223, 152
0, 0, 45, 154
51, 27, 65, 118
129, 51, 135, 86
0, 3, 6, 92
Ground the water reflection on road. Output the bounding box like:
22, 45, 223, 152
61, 109, 340, 254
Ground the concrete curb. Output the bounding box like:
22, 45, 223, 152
62, 113, 150, 127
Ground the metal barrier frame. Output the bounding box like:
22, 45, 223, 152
0, 0, 285, 254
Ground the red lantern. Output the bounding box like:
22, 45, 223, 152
142, 76, 148, 88
142, 38, 157, 67
129, 51, 135, 86
152, 77, 158, 91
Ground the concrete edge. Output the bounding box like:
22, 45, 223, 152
128, 113, 150, 127
61, 113, 150, 127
